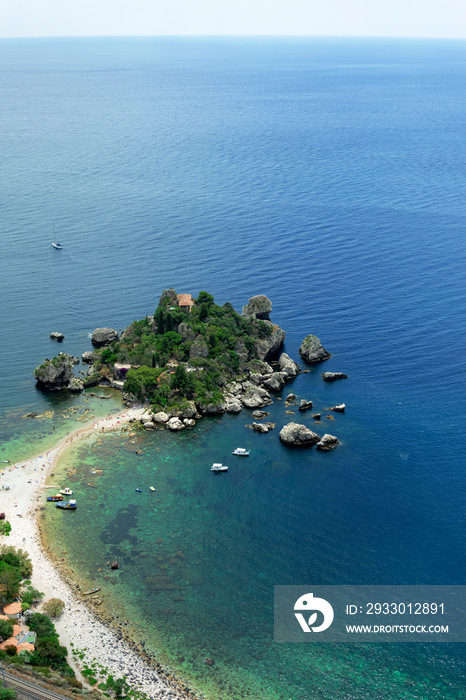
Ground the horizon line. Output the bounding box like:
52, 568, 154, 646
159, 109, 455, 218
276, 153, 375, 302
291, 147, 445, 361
1, 34, 466, 41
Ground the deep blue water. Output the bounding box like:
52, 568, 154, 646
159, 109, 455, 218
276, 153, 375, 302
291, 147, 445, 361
1, 37, 465, 699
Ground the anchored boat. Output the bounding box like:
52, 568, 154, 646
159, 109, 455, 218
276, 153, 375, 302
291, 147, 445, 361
211, 463, 228, 473
60, 487, 73, 496
56, 499, 77, 510
46, 494, 63, 502
232, 447, 250, 456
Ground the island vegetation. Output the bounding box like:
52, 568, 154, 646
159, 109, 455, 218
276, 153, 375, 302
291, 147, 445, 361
87, 290, 284, 412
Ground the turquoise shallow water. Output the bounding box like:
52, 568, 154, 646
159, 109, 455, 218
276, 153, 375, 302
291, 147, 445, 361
1, 37, 465, 699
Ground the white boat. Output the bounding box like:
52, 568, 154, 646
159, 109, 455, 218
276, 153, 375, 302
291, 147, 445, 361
60, 487, 73, 496
52, 242, 63, 249
232, 448, 249, 456
211, 463, 228, 473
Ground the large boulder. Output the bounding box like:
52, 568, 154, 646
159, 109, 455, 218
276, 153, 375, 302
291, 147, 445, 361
278, 353, 300, 379
81, 351, 94, 364
153, 411, 169, 423
196, 401, 227, 415
255, 323, 286, 361
279, 423, 320, 446
68, 378, 84, 393
262, 372, 287, 392
242, 295, 272, 321
298, 399, 314, 412
50, 332, 65, 341
91, 327, 118, 347
316, 434, 339, 451
34, 354, 75, 391
226, 401, 242, 414
299, 335, 331, 363
175, 401, 197, 419
168, 417, 185, 431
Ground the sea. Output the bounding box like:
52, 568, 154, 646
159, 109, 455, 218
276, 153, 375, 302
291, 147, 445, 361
0, 37, 465, 699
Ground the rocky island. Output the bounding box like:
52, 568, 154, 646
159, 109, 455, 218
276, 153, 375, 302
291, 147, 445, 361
34, 289, 344, 447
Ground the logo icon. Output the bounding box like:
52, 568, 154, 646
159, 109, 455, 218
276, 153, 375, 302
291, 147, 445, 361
294, 592, 334, 633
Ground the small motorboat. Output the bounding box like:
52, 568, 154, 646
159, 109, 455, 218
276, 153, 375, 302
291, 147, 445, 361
56, 499, 77, 510
232, 448, 250, 456
60, 487, 73, 496
211, 463, 228, 473
150, 486, 156, 492
47, 494, 64, 502
83, 587, 101, 595
135, 488, 142, 493
52, 242, 63, 249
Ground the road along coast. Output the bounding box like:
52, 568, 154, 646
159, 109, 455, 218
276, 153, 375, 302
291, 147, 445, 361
2, 406, 193, 699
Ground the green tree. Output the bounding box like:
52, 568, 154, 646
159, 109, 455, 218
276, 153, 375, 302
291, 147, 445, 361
21, 586, 43, 611
0, 688, 17, 700
0, 618, 14, 641
0, 562, 21, 602
42, 598, 65, 619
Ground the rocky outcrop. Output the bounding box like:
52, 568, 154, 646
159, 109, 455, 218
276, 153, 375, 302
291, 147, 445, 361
196, 401, 226, 415
189, 335, 209, 360
143, 421, 155, 430
286, 393, 297, 402
262, 372, 287, 392
322, 372, 348, 382
81, 351, 94, 364
255, 324, 286, 361
153, 411, 169, 423
312, 413, 321, 420
68, 378, 84, 393
158, 288, 178, 308
316, 434, 339, 451
326, 404, 346, 413
168, 417, 185, 431
299, 335, 331, 363
226, 401, 242, 414
278, 353, 300, 380
241, 384, 273, 409
50, 332, 65, 341
34, 354, 75, 391
177, 322, 196, 342
91, 328, 118, 347
298, 399, 314, 412
279, 422, 320, 446
242, 295, 272, 321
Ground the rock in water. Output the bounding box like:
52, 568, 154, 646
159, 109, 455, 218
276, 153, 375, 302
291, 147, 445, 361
298, 399, 314, 411
316, 434, 339, 451
81, 351, 94, 364
279, 423, 320, 446
167, 417, 185, 431
91, 327, 118, 346
278, 353, 301, 379
110, 561, 119, 570
34, 354, 75, 391
299, 335, 331, 363
322, 372, 348, 382
50, 332, 65, 341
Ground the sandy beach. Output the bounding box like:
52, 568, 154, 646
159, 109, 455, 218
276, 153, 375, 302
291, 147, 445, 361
1, 406, 191, 699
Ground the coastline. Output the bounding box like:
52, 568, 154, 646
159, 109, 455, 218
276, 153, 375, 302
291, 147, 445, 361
2, 406, 195, 699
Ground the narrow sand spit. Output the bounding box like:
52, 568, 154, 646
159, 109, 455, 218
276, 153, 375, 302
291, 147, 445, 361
1, 406, 190, 698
